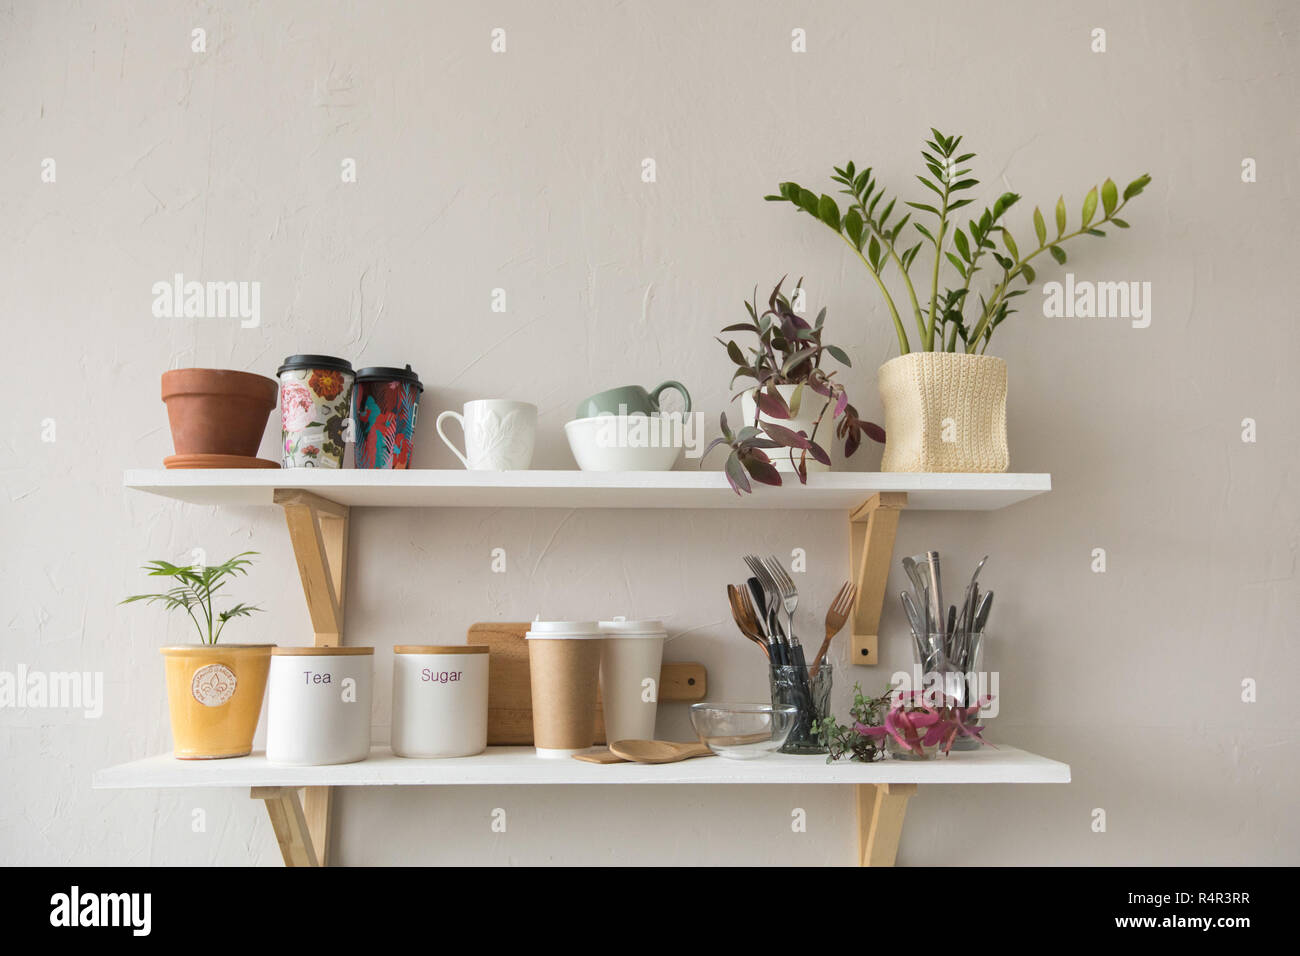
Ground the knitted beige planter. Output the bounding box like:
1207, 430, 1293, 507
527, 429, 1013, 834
877, 353, 1009, 473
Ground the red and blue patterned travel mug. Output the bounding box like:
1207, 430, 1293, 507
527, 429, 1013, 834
352, 365, 423, 469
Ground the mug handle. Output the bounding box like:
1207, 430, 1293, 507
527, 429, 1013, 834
435, 411, 471, 468
649, 380, 691, 413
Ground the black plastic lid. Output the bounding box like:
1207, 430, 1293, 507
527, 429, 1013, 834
355, 364, 423, 392
277, 354, 353, 375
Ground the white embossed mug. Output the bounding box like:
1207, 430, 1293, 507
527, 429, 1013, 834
435, 400, 537, 470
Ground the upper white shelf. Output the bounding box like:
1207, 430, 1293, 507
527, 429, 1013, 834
94, 745, 1070, 788
124, 469, 1050, 511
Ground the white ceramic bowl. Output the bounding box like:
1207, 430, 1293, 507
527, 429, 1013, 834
564, 415, 682, 471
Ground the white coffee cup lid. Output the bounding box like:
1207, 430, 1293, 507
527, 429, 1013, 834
525, 619, 603, 639
599, 616, 667, 637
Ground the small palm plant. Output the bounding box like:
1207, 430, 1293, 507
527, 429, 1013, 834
121, 551, 263, 644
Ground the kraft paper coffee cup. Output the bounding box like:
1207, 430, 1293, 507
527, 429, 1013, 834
525, 620, 604, 758
598, 618, 666, 743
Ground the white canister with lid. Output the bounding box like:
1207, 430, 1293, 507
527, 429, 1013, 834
266, 646, 374, 766
391, 645, 490, 758
525, 620, 604, 758
598, 617, 666, 743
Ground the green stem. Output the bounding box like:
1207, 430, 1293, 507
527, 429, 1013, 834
965, 201, 1131, 352
862, 218, 927, 344
840, 234, 911, 354
926, 182, 953, 351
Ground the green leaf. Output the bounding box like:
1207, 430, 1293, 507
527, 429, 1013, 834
1049, 245, 1067, 265
879, 197, 896, 227
1111, 217, 1130, 228
1033, 207, 1047, 245
818, 194, 840, 230
797, 188, 819, 215
1085, 228, 1106, 237
953, 228, 971, 262
1002, 229, 1019, 260
914, 222, 936, 244
1081, 186, 1098, 228
905, 201, 940, 216
1101, 178, 1118, 216
1020, 263, 1036, 284
1054, 196, 1066, 237
945, 252, 968, 278
824, 344, 851, 367
916, 175, 943, 197
948, 198, 973, 211
1122, 174, 1151, 200
868, 236, 881, 268
844, 208, 864, 248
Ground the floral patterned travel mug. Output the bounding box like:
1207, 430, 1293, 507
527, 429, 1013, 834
352, 365, 423, 469
277, 355, 355, 468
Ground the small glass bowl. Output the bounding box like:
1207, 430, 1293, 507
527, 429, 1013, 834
689, 702, 798, 760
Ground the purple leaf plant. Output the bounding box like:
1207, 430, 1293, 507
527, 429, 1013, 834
704, 277, 886, 494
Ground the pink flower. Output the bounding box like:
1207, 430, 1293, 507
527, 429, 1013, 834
281, 381, 315, 432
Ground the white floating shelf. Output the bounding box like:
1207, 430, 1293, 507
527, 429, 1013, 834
94, 745, 1070, 788
124, 469, 1050, 511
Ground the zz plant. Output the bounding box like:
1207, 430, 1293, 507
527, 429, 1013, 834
765, 128, 1151, 354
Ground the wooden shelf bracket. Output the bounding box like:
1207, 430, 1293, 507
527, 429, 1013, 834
267, 488, 350, 867
848, 492, 907, 666
856, 782, 917, 866
251, 786, 320, 867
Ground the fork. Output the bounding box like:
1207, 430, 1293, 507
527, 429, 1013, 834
762, 554, 800, 647
743, 554, 786, 644
808, 581, 856, 679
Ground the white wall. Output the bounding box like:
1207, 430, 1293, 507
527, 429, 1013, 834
2, 0, 1297, 865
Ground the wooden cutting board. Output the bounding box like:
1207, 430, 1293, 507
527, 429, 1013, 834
468, 622, 708, 745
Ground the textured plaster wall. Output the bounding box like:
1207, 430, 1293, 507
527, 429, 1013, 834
2, 0, 1297, 865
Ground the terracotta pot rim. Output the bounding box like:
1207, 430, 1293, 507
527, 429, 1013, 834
161, 368, 278, 402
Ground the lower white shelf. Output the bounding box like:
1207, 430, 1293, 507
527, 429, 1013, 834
94, 745, 1071, 788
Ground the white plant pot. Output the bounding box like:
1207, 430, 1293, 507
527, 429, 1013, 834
265, 647, 374, 766
739, 384, 831, 474
390, 645, 490, 758
877, 352, 1008, 473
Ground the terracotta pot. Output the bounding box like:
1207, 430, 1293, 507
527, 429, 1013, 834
160, 644, 274, 759
161, 368, 278, 457
877, 353, 1008, 472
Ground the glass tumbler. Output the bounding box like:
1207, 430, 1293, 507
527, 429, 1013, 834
768, 661, 832, 755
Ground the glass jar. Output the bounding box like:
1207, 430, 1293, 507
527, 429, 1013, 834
768, 661, 832, 755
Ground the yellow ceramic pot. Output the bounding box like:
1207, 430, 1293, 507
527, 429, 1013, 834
160, 644, 274, 759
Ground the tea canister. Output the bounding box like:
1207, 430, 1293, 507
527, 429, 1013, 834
266, 646, 374, 766
391, 645, 490, 758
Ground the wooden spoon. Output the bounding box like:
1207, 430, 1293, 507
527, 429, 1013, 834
608, 739, 715, 764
